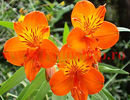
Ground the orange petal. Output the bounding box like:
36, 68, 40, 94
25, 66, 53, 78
24, 56, 41, 82
58, 44, 79, 62
93, 21, 119, 49
85, 5, 106, 33
38, 39, 59, 68
67, 28, 98, 52
67, 28, 87, 52
23, 11, 48, 27
80, 67, 104, 94
71, 87, 88, 100
71, 0, 95, 29
49, 70, 73, 96
14, 22, 24, 34
3, 37, 28, 66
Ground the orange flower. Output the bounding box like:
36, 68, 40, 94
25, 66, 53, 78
50, 44, 104, 100
71, 0, 119, 49
67, 28, 101, 63
3, 11, 59, 82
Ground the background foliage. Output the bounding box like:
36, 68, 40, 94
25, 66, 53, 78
0, 0, 130, 100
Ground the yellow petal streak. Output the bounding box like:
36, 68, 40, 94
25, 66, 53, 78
18, 25, 50, 47
60, 58, 90, 80
72, 5, 106, 35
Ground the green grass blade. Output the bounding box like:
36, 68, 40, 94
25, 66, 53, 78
18, 68, 46, 100
52, 94, 67, 100
91, 93, 104, 100
99, 63, 129, 74
118, 27, 130, 32
0, 67, 26, 95
104, 61, 130, 88
63, 22, 69, 44
0, 21, 13, 30
34, 81, 50, 100
102, 88, 116, 100
67, 92, 74, 100
16, 84, 30, 100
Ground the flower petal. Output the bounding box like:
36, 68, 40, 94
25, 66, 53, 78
3, 37, 28, 66
24, 56, 41, 82
49, 70, 73, 96
67, 28, 98, 52
71, 87, 88, 100
67, 28, 87, 52
80, 67, 104, 94
93, 21, 119, 49
14, 22, 24, 34
58, 44, 79, 62
38, 39, 59, 68
23, 11, 48, 27
71, 0, 95, 29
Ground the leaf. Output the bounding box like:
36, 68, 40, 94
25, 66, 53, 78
0, 67, 26, 96
16, 84, 30, 100
102, 88, 116, 100
91, 93, 104, 100
33, 81, 50, 100
92, 88, 115, 100
67, 92, 74, 100
17, 68, 46, 100
104, 61, 130, 88
101, 48, 111, 56
52, 94, 67, 100
63, 22, 70, 44
99, 63, 129, 74
0, 21, 13, 29
117, 27, 130, 32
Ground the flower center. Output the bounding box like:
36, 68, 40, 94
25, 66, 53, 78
62, 58, 90, 78
18, 25, 49, 47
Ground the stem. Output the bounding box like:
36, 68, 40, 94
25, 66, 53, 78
104, 61, 130, 88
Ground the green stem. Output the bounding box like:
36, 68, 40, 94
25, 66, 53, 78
104, 61, 130, 88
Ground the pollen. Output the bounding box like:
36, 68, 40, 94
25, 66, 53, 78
61, 58, 90, 77
18, 25, 49, 47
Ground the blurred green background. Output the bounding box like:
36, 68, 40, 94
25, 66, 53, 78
0, 0, 130, 100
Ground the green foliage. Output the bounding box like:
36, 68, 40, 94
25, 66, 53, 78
52, 94, 67, 100
0, 0, 130, 100
92, 88, 116, 100
63, 22, 70, 44
17, 68, 46, 100
0, 21, 13, 30
118, 27, 130, 32
0, 67, 26, 96
99, 63, 129, 74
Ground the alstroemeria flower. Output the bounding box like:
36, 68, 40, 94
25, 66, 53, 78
50, 44, 104, 100
67, 28, 101, 63
71, 0, 119, 49
3, 11, 59, 81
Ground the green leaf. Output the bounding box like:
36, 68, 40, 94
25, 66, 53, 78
92, 89, 115, 100
99, 63, 129, 74
67, 92, 74, 100
17, 68, 46, 100
63, 22, 69, 44
102, 88, 115, 100
16, 84, 30, 100
0, 67, 26, 96
0, 21, 13, 29
101, 48, 111, 56
34, 81, 50, 100
52, 94, 67, 100
118, 27, 130, 32
91, 93, 104, 100
104, 61, 130, 88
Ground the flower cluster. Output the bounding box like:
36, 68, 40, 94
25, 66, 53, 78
3, 0, 119, 100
